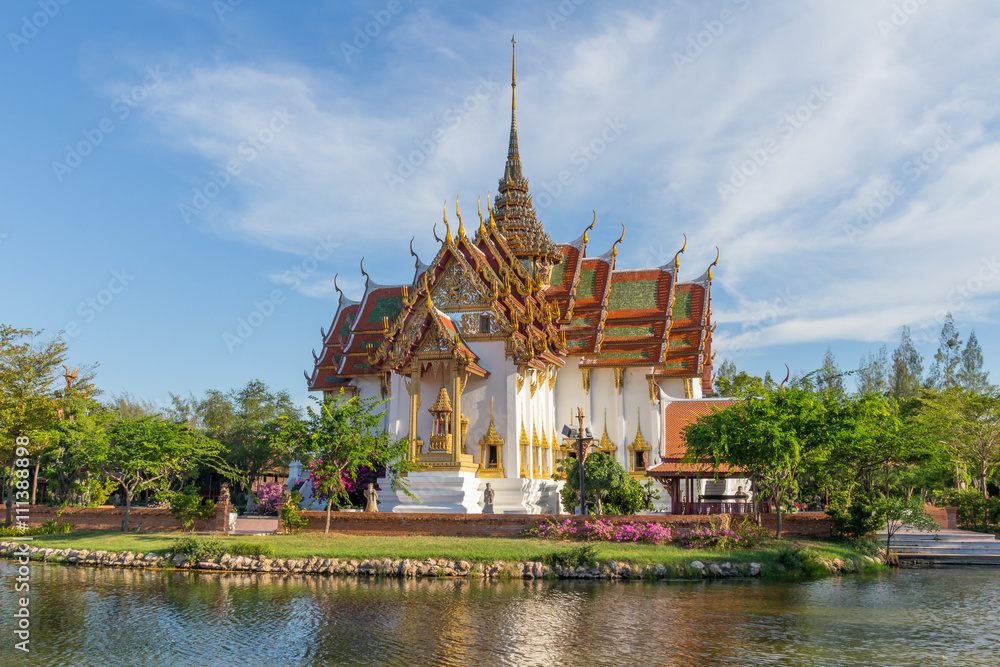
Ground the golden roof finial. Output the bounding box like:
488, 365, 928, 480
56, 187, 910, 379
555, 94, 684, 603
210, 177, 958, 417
456, 196, 466, 238
708, 246, 720, 281
488, 191, 498, 230
442, 201, 453, 244
612, 222, 625, 258
477, 196, 487, 237
360, 257, 370, 288
584, 211, 596, 244
424, 271, 433, 310
333, 273, 344, 300
511, 34, 517, 112
673, 233, 688, 269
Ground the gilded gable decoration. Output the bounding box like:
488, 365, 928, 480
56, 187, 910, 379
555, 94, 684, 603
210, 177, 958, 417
627, 408, 651, 476
478, 398, 504, 478
597, 409, 616, 454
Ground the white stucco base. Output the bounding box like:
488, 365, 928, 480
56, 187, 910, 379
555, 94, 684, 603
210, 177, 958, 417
388, 472, 484, 513
481, 478, 564, 515
381, 473, 565, 514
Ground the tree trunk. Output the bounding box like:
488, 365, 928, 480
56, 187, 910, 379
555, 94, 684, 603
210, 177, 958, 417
122, 488, 132, 532
325, 496, 333, 534
4, 459, 14, 528
30, 457, 40, 505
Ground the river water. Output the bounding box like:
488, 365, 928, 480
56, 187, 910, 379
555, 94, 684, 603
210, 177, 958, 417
1, 562, 998, 666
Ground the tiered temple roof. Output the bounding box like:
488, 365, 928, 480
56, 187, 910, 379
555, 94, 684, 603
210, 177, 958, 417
307, 41, 717, 394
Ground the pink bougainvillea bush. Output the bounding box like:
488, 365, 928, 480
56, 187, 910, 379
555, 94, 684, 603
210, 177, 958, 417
523, 518, 766, 549
255, 482, 286, 515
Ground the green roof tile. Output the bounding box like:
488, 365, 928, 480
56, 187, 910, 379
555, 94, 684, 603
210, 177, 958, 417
608, 280, 658, 311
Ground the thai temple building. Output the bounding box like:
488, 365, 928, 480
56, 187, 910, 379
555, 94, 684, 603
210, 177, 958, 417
292, 43, 747, 514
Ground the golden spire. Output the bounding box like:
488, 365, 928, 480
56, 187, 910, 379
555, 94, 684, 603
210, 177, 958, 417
598, 408, 615, 452
477, 196, 487, 237
612, 222, 625, 258
708, 246, 720, 281
631, 407, 648, 448
511, 34, 516, 113
443, 201, 453, 244
673, 233, 688, 269
584, 211, 596, 244
456, 196, 466, 238
424, 271, 433, 310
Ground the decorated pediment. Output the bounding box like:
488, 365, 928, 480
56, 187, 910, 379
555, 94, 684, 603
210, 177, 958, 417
430, 256, 494, 310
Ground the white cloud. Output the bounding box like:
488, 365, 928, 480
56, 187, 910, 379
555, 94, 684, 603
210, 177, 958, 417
142, 0, 1000, 352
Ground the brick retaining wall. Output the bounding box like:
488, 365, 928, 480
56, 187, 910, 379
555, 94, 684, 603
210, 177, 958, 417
758, 512, 834, 537
21, 504, 233, 532
923, 506, 958, 530
291, 511, 834, 538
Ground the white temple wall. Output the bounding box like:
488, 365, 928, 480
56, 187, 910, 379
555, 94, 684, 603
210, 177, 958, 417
660, 378, 687, 400
589, 368, 623, 465
553, 358, 586, 437
385, 372, 409, 438
622, 367, 654, 470
460, 341, 509, 465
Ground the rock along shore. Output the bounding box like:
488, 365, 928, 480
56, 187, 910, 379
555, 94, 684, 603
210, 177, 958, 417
0, 541, 876, 580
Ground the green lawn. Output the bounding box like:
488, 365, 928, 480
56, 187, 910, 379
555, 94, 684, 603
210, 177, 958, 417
25, 530, 879, 575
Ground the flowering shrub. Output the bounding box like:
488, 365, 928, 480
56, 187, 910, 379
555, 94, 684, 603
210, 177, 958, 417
305, 460, 380, 509
524, 517, 766, 550
255, 483, 286, 515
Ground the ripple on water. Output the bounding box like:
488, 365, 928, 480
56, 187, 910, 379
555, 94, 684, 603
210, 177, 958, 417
3, 563, 999, 666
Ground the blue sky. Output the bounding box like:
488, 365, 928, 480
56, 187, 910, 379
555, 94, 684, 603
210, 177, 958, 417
2, 0, 998, 408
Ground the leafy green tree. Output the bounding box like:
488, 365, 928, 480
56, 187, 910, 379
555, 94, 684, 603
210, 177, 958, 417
273, 391, 417, 533
876, 496, 939, 561
957, 330, 991, 393
42, 412, 110, 504
816, 347, 845, 396
104, 417, 227, 531
823, 392, 907, 498
171, 380, 301, 513
557, 452, 638, 515
164, 485, 217, 531
918, 388, 1000, 499
857, 345, 889, 395
0, 326, 73, 524
889, 326, 924, 400
928, 313, 963, 389
683, 387, 826, 538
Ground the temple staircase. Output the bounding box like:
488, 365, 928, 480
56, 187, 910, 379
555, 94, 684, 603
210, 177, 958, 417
883, 527, 1000, 565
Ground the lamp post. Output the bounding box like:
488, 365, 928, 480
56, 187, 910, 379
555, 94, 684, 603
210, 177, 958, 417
563, 408, 594, 515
